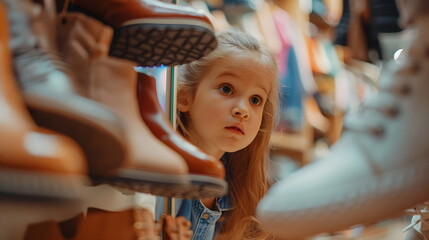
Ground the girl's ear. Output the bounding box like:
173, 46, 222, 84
177, 88, 192, 112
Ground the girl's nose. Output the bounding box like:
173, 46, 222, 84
232, 105, 249, 120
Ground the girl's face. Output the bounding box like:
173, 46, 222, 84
179, 53, 274, 159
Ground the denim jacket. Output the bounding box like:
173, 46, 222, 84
156, 196, 233, 240
155, 154, 233, 240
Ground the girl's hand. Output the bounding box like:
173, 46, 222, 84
161, 214, 193, 240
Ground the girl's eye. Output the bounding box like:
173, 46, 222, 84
219, 84, 233, 95
250, 96, 262, 106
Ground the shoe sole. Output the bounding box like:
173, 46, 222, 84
24, 92, 126, 178
258, 157, 429, 238
97, 170, 228, 199
187, 174, 228, 199
0, 168, 88, 201
110, 19, 217, 67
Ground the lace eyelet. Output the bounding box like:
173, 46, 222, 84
371, 126, 385, 137
386, 106, 400, 117
410, 62, 421, 73
400, 85, 412, 95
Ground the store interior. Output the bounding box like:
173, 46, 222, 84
1, 0, 426, 239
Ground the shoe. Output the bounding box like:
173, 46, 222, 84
0, 1, 88, 201
74, 208, 157, 240
56, 11, 201, 198
396, 0, 429, 27
404, 202, 429, 240
256, 16, 429, 239
24, 208, 158, 240
7, 0, 127, 178
70, 0, 217, 67
24, 220, 68, 240
136, 72, 228, 198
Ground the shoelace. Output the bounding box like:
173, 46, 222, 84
343, 63, 412, 137
403, 202, 429, 233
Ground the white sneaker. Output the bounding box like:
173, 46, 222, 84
257, 16, 429, 239
404, 202, 429, 240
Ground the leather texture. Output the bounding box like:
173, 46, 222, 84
136, 72, 225, 179
7, 0, 127, 178
0, 0, 88, 200
55, 11, 200, 197
24, 208, 158, 240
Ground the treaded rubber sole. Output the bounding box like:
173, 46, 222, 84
96, 170, 228, 199
109, 23, 217, 67
187, 174, 228, 199
258, 157, 429, 239
0, 168, 88, 201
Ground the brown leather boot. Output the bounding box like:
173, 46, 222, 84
56, 11, 199, 198
0, 1, 88, 201
24, 220, 67, 240
136, 72, 228, 198
70, 0, 217, 67
6, 0, 127, 178
73, 208, 158, 240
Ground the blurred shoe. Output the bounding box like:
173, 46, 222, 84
396, 0, 429, 27
404, 202, 429, 240
71, 0, 217, 67
0, 2, 88, 201
136, 72, 228, 198
24, 208, 158, 240
24, 220, 67, 240
56, 11, 200, 198
256, 16, 429, 239
88, 57, 191, 197
7, 0, 127, 178
74, 208, 156, 240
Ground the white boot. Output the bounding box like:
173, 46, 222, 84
257, 16, 429, 240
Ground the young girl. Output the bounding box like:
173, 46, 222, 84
174, 30, 279, 240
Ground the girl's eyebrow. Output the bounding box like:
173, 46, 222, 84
217, 72, 269, 95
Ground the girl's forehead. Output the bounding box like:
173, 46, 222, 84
213, 54, 276, 78
215, 53, 271, 69
206, 58, 275, 89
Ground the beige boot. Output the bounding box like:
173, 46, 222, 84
57, 11, 195, 198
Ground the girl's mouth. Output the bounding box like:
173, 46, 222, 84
225, 126, 244, 135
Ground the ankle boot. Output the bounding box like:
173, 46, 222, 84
136, 72, 227, 198
6, 0, 127, 178
25, 207, 160, 240
89, 56, 193, 197
24, 220, 66, 240
0, 1, 88, 200
257, 16, 429, 239
70, 0, 217, 67
56, 11, 199, 198
73, 208, 159, 240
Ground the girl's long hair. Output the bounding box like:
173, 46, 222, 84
177, 31, 279, 240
